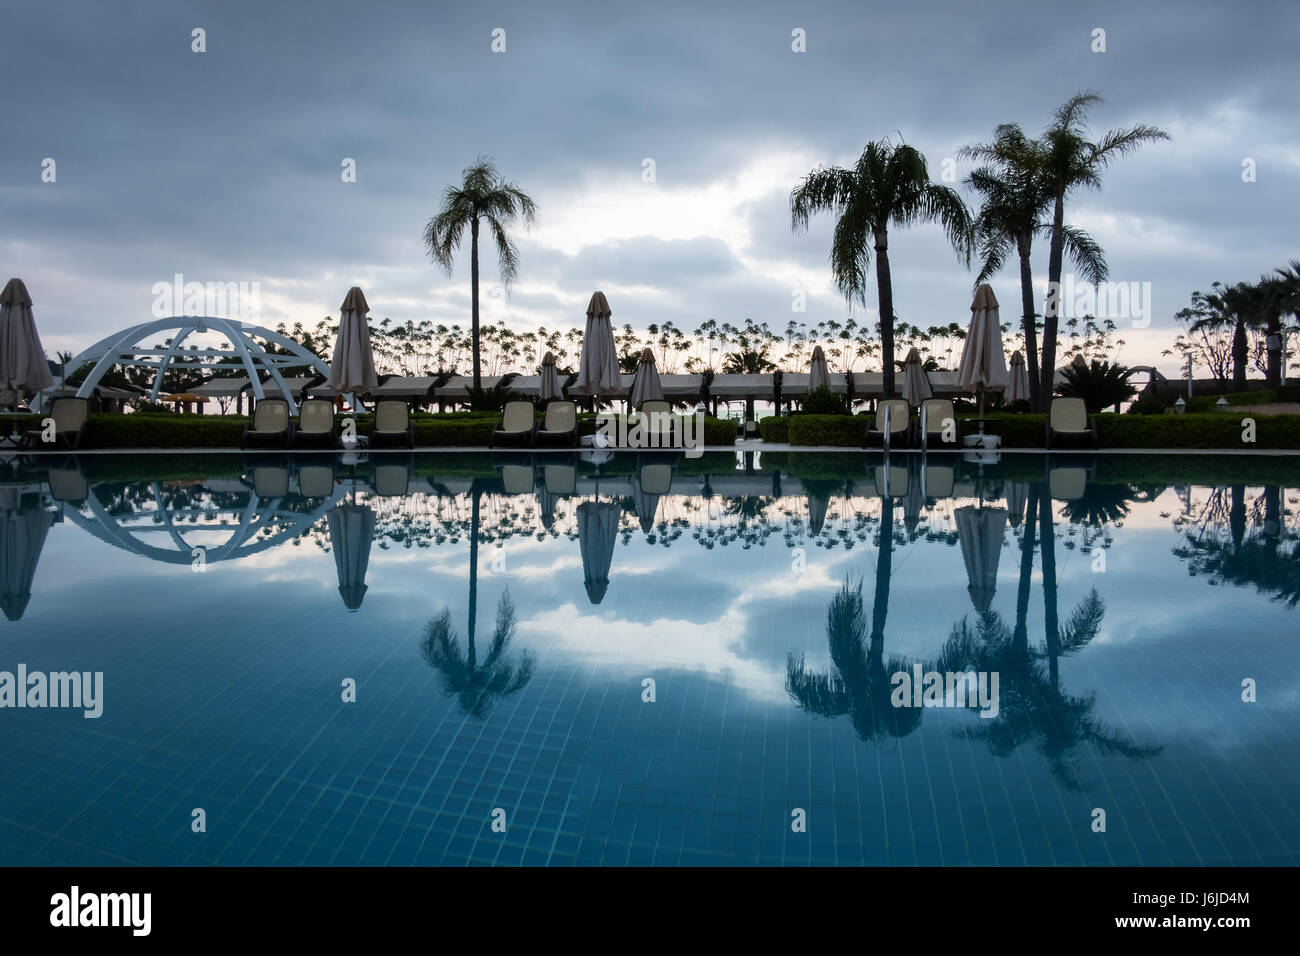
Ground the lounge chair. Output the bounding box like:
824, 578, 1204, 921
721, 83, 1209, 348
369, 400, 414, 448
922, 464, 955, 498
534, 401, 578, 448
1046, 397, 1097, 449
742, 419, 760, 439
46, 461, 89, 503
491, 401, 536, 448
241, 398, 291, 448
294, 398, 339, 448
297, 460, 336, 498
638, 461, 674, 495
543, 463, 577, 495
500, 463, 535, 495
1048, 467, 1088, 500
20, 397, 88, 450
637, 400, 675, 448
865, 399, 910, 449
250, 464, 290, 498
874, 464, 909, 498
371, 459, 411, 496
915, 399, 960, 449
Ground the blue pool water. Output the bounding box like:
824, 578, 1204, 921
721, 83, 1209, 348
1, 451, 1297, 866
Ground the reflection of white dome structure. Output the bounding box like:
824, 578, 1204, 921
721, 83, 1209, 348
38, 316, 331, 412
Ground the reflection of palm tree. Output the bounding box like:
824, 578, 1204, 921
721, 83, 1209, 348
787, 498, 925, 741
421, 590, 535, 719
940, 489, 1161, 789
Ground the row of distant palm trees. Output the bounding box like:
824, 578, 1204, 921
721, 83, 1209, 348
1172, 262, 1300, 390
790, 91, 1169, 408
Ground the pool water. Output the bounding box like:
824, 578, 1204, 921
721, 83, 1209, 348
1, 451, 1297, 866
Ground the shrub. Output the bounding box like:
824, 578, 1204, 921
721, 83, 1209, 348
800, 386, 850, 415
758, 416, 789, 443
786, 414, 867, 447
1057, 360, 1137, 412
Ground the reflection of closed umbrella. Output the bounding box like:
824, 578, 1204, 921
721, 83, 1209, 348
957, 284, 1008, 419
0, 278, 54, 400
536, 487, 558, 531
902, 459, 926, 534
577, 500, 620, 603
1005, 481, 1029, 528
328, 502, 376, 611
325, 286, 379, 395
901, 347, 932, 405
808, 345, 830, 392
807, 493, 829, 535
631, 477, 661, 533
0, 486, 52, 621
539, 351, 563, 402
1006, 350, 1030, 404
574, 291, 620, 396
630, 347, 664, 406
955, 504, 1008, 614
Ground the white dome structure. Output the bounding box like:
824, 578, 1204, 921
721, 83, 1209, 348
38, 315, 331, 412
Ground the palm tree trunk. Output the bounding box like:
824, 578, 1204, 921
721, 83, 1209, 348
1014, 487, 1039, 653
1039, 490, 1060, 692
871, 497, 894, 642
1232, 318, 1247, 391
1017, 238, 1042, 411
1230, 485, 1246, 550
874, 230, 896, 398
1040, 195, 1066, 403
1265, 313, 1282, 389
467, 488, 480, 665
470, 217, 482, 396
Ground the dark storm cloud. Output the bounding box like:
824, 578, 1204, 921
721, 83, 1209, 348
1, 0, 1296, 369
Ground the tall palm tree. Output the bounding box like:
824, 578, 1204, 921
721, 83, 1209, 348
1038, 93, 1168, 403
791, 141, 972, 398
1180, 281, 1260, 390
423, 156, 537, 397
961, 126, 1107, 411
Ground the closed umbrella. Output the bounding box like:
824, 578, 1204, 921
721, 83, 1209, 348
327, 502, 376, 611
901, 347, 932, 405
0, 485, 53, 621
538, 351, 563, 402
957, 284, 1009, 420
629, 347, 664, 407
808, 345, 831, 392
1004, 481, 1029, 528
325, 286, 379, 396
577, 500, 620, 604
0, 279, 54, 405
574, 291, 620, 396
955, 504, 1008, 615
1006, 350, 1030, 404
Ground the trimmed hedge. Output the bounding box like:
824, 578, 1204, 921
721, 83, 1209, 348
758, 416, 789, 443
786, 414, 869, 447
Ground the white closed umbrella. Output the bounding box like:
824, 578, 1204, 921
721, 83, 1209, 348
1006, 350, 1030, 404
327, 502, 376, 612
630, 347, 663, 407
808, 345, 830, 392
0, 279, 54, 405
577, 499, 620, 604
955, 504, 1008, 615
574, 291, 620, 396
901, 347, 932, 405
957, 284, 1009, 421
326, 286, 379, 396
538, 351, 563, 401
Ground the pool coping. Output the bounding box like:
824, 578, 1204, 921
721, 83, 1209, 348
11, 445, 1300, 456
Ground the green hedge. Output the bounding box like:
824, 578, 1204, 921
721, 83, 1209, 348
758, 416, 789, 443
786, 414, 869, 447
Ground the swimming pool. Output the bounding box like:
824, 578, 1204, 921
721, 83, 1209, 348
2, 451, 1297, 866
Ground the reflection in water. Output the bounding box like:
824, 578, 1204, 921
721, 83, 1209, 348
787, 497, 926, 741
1176, 484, 1300, 607
0, 484, 54, 621
939, 485, 1162, 789
421, 591, 535, 719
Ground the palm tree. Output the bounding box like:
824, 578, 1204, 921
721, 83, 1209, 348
423, 156, 537, 398
421, 590, 535, 718
790, 141, 972, 398
961, 126, 1107, 411
1038, 93, 1169, 403
1180, 281, 1261, 391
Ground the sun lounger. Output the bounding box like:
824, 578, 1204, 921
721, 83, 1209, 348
534, 401, 578, 448
294, 398, 339, 448
297, 461, 336, 498
491, 401, 536, 448
637, 400, 675, 448
241, 398, 291, 449
865, 399, 910, 449
916, 399, 960, 449
369, 400, 414, 448
20, 397, 88, 450
1046, 397, 1097, 449
371, 459, 411, 496
250, 464, 290, 498
500, 463, 535, 495
874, 464, 909, 498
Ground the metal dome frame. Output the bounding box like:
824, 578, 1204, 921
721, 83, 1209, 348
38, 315, 331, 413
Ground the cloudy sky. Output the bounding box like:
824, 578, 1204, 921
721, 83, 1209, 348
4, 0, 1297, 376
